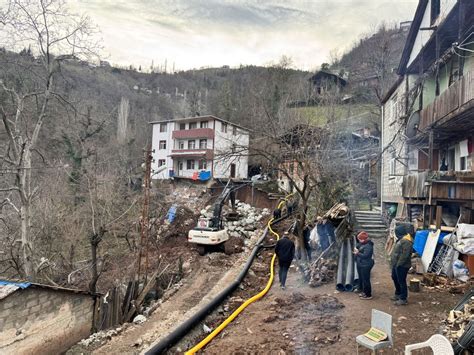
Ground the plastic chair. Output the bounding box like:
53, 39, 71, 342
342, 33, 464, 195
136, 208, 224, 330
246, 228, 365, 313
356, 309, 393, 354
405, 334, 454, 354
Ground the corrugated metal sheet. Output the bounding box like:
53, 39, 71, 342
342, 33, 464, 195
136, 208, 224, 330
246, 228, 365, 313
0, 280, 31, 300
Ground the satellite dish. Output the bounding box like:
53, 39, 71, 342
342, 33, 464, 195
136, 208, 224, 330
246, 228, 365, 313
406, 111, 421, 138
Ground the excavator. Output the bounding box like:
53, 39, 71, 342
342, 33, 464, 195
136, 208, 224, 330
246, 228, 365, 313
188, 180, 239, 255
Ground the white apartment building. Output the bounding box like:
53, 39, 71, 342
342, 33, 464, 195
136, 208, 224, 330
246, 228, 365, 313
150, 115, 250, 180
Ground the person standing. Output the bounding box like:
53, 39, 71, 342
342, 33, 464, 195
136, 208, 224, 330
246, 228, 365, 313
303, 224, 313, 261
316, 216, 329, 251
353, 231, 375, 300
391, 225, 414, 305
275, 232, 295, 290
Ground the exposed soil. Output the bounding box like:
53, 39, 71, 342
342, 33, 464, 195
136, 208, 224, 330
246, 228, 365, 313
192, 237, 460, 354
74, 217, 463, 355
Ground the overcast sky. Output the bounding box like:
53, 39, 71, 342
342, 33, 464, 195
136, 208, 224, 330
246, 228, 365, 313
71, 0, 419, 71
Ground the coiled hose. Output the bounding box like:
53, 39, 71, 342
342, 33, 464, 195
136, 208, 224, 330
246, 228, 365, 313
184, 195, 292, 354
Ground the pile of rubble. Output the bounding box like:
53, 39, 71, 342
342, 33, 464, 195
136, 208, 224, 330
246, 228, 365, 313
304, 258, 337, 287
442, 295, 474, 343
199, 201, 270, 239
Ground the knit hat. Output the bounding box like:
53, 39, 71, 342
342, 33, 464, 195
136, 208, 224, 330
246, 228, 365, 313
357, 231, 369, 243
395, 224, 412, 239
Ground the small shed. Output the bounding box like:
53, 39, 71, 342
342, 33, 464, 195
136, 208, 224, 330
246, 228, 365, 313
309, 70, 347, 95
0, 280, 97, 354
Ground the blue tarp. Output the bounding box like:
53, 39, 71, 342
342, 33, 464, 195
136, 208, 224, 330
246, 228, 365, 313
413, 230, 449, 255
0, 280, 31, 289
199, 171, 211, 181
166, 205, 178, 223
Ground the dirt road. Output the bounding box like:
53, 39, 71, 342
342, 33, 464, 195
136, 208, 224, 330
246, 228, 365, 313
199, 238, 459, 354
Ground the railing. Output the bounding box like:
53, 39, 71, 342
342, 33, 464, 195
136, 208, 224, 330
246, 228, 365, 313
170, 149, 214, 159
403, 170, 474, 201
172, 128, 214, 139
419, 70, 474, 130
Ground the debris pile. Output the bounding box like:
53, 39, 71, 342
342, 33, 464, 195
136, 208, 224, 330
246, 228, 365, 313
422, 273, 472, 294
304, 258, 337, 287
199, 201, 270, 239
442, 295, 474, 344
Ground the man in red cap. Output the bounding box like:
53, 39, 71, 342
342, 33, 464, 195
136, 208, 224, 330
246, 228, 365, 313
354, 231, 375, 300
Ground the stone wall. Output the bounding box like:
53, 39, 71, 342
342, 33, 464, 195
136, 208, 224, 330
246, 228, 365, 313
0, 288, 95, 354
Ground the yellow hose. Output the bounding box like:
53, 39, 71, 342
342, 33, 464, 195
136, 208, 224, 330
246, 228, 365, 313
185, 195, 293, 354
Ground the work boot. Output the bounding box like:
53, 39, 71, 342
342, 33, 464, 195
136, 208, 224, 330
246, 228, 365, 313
395, 299, 408, 306
390, 295, 400, 301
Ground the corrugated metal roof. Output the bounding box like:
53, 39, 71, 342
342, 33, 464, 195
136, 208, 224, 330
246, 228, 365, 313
0, 280, 31, 300
0, 279, 99, 300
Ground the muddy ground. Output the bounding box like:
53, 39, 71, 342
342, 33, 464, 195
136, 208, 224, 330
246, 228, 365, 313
72, 218, 465, 354
196, 237, 461, 354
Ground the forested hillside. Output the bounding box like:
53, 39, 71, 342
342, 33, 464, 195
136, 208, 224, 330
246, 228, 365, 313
0, 17, 406, 286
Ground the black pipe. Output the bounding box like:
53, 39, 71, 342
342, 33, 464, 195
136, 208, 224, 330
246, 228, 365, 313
336, 242, 346, 291
352, 236, 359, 287
144, 215, 288, 354
344, 239, 355, 291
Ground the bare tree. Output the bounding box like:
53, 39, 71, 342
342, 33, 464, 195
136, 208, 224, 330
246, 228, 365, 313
0, 0, 99, 279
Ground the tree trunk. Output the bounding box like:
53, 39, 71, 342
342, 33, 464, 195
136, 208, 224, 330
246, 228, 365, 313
20, 148, 34, 279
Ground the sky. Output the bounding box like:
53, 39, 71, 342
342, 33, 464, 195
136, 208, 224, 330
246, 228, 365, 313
70, 0, 419, 71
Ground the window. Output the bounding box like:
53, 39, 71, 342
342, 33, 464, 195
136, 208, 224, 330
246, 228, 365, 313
178, 141, 184, 150
232, 126, 237, 136
158, 159, 166, 167
200, 121, 208, 128
189, 122, 197, 129
159, 140, 167, 150
188, 140, 196, 149
221, 122, 228, 133
179, 123, 186, 130
389, 158, 396, 176
186, 159, 195, 170
459, 140, 469, 171
431, 0, 440, 25
159, 123, 167, 132
198, 159, 207, 170
199, 139, 207, 149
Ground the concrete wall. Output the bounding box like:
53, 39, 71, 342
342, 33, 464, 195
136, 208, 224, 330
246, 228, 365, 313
0, 288, 94, 355
213, 121, 249, 179
151, 122, 173, 179
381, 80, 408, 204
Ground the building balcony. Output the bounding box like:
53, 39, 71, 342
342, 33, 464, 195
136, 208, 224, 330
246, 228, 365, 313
172, 128, 214, 140
419, 70, 474, 131
403, 171, 474, 201
169, 149, 214, 160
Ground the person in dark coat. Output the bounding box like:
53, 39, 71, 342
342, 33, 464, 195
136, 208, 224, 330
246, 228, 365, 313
275, 232, 295, 290
353, 231, 375, 300
303, 224, 313, 261
391, 224, 414, 305
316, 216, 329, 251
273, 208, 282, 220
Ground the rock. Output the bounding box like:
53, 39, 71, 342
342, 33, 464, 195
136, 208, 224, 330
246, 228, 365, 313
132, 338, 143, 347
182, 261, 191, 271
133, 315, 147, 324
203, 324, 212, 333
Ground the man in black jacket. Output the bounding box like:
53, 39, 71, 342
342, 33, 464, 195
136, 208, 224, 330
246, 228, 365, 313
275, 232, 295, 290
354, 231, 375, 300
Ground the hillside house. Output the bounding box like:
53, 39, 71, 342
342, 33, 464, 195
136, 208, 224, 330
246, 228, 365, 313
0, 280, 96, 354
150, 115, 250, 180
308, 70, 347, 97
381, 0, 474, 226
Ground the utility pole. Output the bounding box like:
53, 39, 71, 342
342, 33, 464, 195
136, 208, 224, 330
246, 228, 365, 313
137, 146, 153, 283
